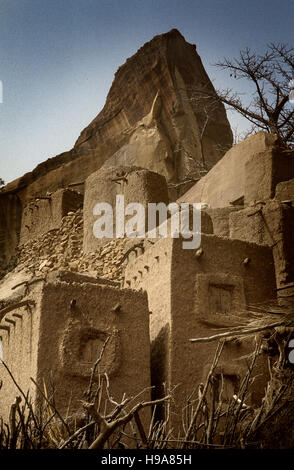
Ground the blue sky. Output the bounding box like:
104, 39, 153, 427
0, 0, 293, 183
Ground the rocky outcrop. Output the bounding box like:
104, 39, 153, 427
0, 28, 232, 273
1, 29, 232, 205
76, 29, 232, 189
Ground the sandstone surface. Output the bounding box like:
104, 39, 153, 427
0, 29, 232, 273
1, 29, 232, 204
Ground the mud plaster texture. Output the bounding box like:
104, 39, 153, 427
205, 206, 242, 237
275, 177, 294, 204
1, 31, 294, 441
1, 129, 293, 436
230, 200, 294, 288
178, 132, 294, 208
124, 235, 276, 430
0, 271, 151, 425
83, 166, 169, 252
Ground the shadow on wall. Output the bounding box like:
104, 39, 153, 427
0, 194, 22, 276
151, 323, 170, 420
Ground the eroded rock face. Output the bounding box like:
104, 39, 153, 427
0, 29, 232, 273
101, 93, 175, 182
76, 29, 232, 186
1, 29, 232, 205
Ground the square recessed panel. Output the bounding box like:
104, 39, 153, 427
195, 273, 246, 322
208, 284, 234, 315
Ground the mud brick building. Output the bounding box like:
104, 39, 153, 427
124, 235, 276, 429
0, 271, 150, 423
1, 30, 294, 438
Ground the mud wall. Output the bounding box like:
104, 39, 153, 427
0, 281, 43, 422
0, 271, 151, 422
179, 133, 294, 208
0, 194, 22, 277
37, 272, 151, 416
230, 200, 294, 288
19, 189, 83, 245
83, 166, 169, 252
124, 234, 276, 430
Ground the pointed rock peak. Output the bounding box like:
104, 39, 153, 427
155, 28, 185, 40
2, 28, 232, 204
167, 28, 182, 35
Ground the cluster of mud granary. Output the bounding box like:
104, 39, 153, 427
1, 130, 294, 433
1, 29, 294, 434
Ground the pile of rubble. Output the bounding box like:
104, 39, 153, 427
17, 209, 83, 276
15, 208, 140, 283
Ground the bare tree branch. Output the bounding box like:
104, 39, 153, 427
213, 43, 294, 146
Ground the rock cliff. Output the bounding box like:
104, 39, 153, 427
0, 29, 232, 270
76, 29, 233, 187
2, 29, 232, 203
